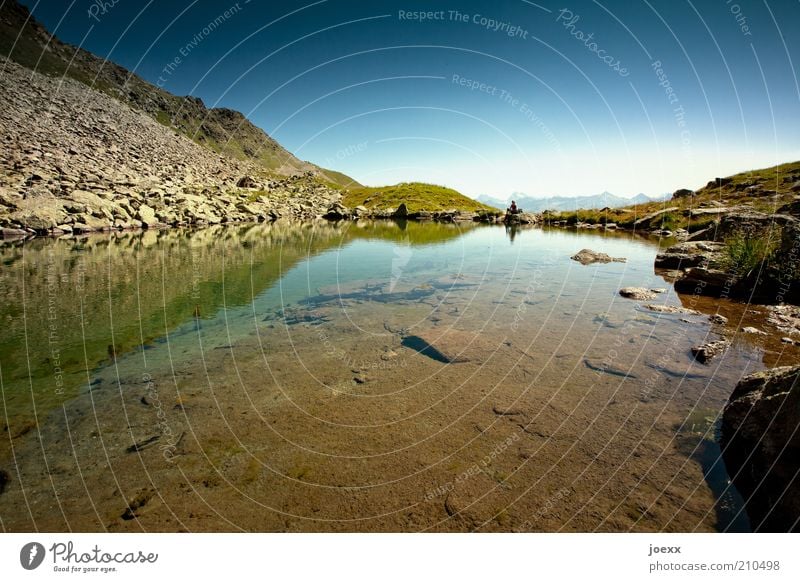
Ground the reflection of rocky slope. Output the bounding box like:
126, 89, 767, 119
721, 366, 800, 532
0, 222, 343, 443
0, 0, 357, 187
0, 220, 472, 452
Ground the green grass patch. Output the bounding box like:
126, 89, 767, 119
343, 182, 495, 213
720, 228, 780, 278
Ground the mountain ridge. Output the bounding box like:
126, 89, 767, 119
0, 0, 360, 188
477, 191, 670, 212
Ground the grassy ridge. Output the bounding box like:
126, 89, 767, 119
343, 182, 498, 213
543, 160, 800, 231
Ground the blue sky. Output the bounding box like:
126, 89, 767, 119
21, 0, 800, 198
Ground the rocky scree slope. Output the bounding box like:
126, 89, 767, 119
0, 0, 358, 188
0, 59, 343, 235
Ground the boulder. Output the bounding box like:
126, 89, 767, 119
236, 176, 259, 188
570, 249, 626, 265
654, 241, 723, 269
673, 267, 735, 296
633, 206, 679, 227
323, 202, 350, 220
672, 188, 695, 198
394, 203, 408, 218
707, 177, 733, 188
135, 204, 158, 227
721, 366, 800, 531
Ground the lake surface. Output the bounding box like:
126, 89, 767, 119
1, 220, 797, 532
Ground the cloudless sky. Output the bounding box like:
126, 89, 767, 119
18, 0, 800, 198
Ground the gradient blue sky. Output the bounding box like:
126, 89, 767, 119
20, 0, 800, 198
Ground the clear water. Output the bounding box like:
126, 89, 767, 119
0, 221, 790, 532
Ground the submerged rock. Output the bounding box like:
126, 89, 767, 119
619, 287, 657, 301
570, 249, 626, 265
721, 365, 800, 531
642, 304, 700, 315
741, 326, 767, 335
691, 339, 731, 363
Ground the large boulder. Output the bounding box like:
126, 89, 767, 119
323, 202, 350, 220
654, 241, 723, 269
135, 204, 158, 227
721, 366, 800, 531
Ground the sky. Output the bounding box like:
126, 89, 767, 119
19, 0, 800, 199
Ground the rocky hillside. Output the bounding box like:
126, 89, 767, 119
0, 58, 343, 235
0, 0, 358, 188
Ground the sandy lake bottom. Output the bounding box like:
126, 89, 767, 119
2, 220, 799, 532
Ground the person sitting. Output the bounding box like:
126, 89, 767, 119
509, 200, 518, 213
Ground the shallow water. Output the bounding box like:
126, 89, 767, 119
1, 221, 797, 532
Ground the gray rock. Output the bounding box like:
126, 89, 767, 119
642, 304, 700, 315
722, 365, 800, 531
741, 326, 767, 335
619, 287, 658, 301
135, 204, 158, 227
570, 249, 626, 265
691, 339, 730, 363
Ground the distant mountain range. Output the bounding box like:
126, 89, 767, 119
477, 191, 671, 212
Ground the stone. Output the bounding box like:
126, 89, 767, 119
323, 202, 350, 220
721, 365, 800, 531
1, 227, 27, 238
619, 287, 658, 301
633, 207, 679, 226
135, 204, 158, 226
672, 188, 694, 198
236, 176, 258, 188
673, 267, 735, 296
691, 339, 730, 363
766, 305, 800, 335
570, 249, 626, 265
642, 304, 700, 315
741, 326, 767, 335
709, 314, 728, 325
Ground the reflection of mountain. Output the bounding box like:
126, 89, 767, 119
478, 191, 670, 212
0, 221, 473, 442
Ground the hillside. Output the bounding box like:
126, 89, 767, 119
543, 160, 800, 232
0, 0, 359, 188
478, 191, 669, 212
343, 183, 497, 214
0, 57, 345, 235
